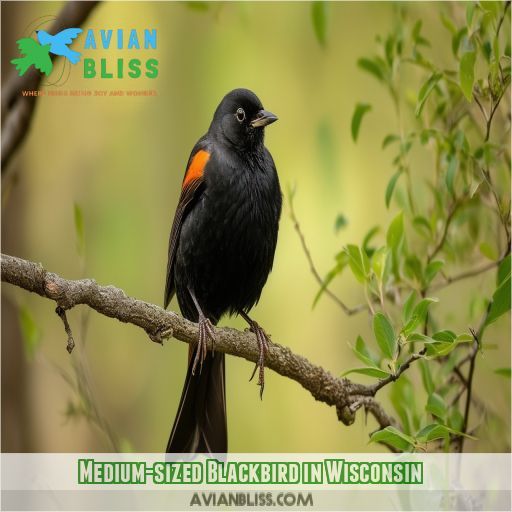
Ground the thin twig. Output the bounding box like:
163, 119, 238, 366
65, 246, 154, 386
458, 329, 481, 452
480, 166, 511, 244
428, 202, 460, 263
55, 306, 75, 354
369, 348, 427, 395
431, 260, 499, 291
288, 194, 367, 316
449, 384, 467, 408
473, 95, 488, 123
452, 364, 469, 387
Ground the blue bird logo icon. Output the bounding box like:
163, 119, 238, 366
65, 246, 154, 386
36, 28, 83, 64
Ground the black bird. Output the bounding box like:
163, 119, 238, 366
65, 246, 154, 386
164, 88, 282, 453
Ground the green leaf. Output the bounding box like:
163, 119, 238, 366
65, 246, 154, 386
385, 170, 402, 208
406, 332, 438, 344
459, 50, 476, 101
479, 242, 498, 261
418, 360, 434, 395
425, 332, 472, 357
402, 290, 418, 324
494, 368, 511, 378
382, 134, 400, 149
485, 274, 511, 326
74, 203, 85, 256
403, 297, 439, 335
466, 2, 476, 27
497, 254, 511, 286
440, 12, 457, 35
386, 211, 404, 251
419, 129, 438, 145
384, 34, 395, 66
345, 244, 370, 283
18, 306, 41, 358
432, 330, 457, 342
450, 408, 464, 431
373, 312, 396, 359
351, 103, 372, 142
413, 216, 433, 238
342, 367, 391, 378
415, 423, 450, 443
412, 20, 422, 40
370, 426, 415, 451
452, 27, 468, 57
334, 213, 348, 233
480, 1, 501, 18
362, 225, 380, 250
416, 422, 476, 442
357, 57, 386, 82
404, 255, 423, 283
426, 392, 447, 421
416, 72, 442, 117
371, 247, 388, 282
425, 260, 444, 285
353, 335, 381, 368
311, 1, 328, 48
445, 154, 458, 196
412, 298, 439, 322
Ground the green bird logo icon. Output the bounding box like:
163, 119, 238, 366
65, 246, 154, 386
11, 38, 53, 76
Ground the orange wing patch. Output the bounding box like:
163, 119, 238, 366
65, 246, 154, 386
183, 150, 210, 188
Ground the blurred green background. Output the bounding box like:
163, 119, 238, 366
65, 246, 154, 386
2, 1, 510, 452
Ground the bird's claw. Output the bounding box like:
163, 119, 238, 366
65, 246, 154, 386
191, 315, 216, 376
248, 321, 270, 399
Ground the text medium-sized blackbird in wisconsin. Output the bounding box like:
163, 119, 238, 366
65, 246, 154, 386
164, 88, 282, 453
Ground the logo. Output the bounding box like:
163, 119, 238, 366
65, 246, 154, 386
10, 17, 159, 86
11, 28, 82, 77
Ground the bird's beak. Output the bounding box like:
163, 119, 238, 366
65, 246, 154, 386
251, 109, 278, 128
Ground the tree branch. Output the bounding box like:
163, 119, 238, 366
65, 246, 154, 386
427, 201, 460, 263
368, 348, 427, 394
431, 260, 499, 291
1, 1, 99, 172
1, 253, 400, 432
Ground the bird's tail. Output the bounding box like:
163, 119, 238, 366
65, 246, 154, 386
10, 57, 30, 76
66, 50, 81, 65
166, 348, 227, 453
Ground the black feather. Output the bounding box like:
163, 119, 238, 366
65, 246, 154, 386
165, 89, 282, 453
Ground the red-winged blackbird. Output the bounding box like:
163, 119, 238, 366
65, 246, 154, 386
164, 89, 282, 453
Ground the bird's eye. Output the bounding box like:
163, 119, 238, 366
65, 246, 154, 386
236, 108, 246, 123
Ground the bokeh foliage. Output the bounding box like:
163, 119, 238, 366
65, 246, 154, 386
313, 1, 511, 451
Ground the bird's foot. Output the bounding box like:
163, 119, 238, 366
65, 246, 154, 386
191, 314, 216, 376
247, 321, 271, 399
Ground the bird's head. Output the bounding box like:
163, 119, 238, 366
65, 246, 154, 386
36, 30, 51, 45
209, 88, 278, 150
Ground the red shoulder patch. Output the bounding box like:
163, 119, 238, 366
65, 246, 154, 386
183, 150, 210, 188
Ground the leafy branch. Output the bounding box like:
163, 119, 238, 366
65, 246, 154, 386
298, 1, 511, 452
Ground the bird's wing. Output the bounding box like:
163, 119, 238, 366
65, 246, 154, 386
34, 45, 53, 76
54, 28, 83, 45
16, 37, 39, 57
164, 139, 211, 308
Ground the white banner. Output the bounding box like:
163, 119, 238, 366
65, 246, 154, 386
1, 453, 511, 510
